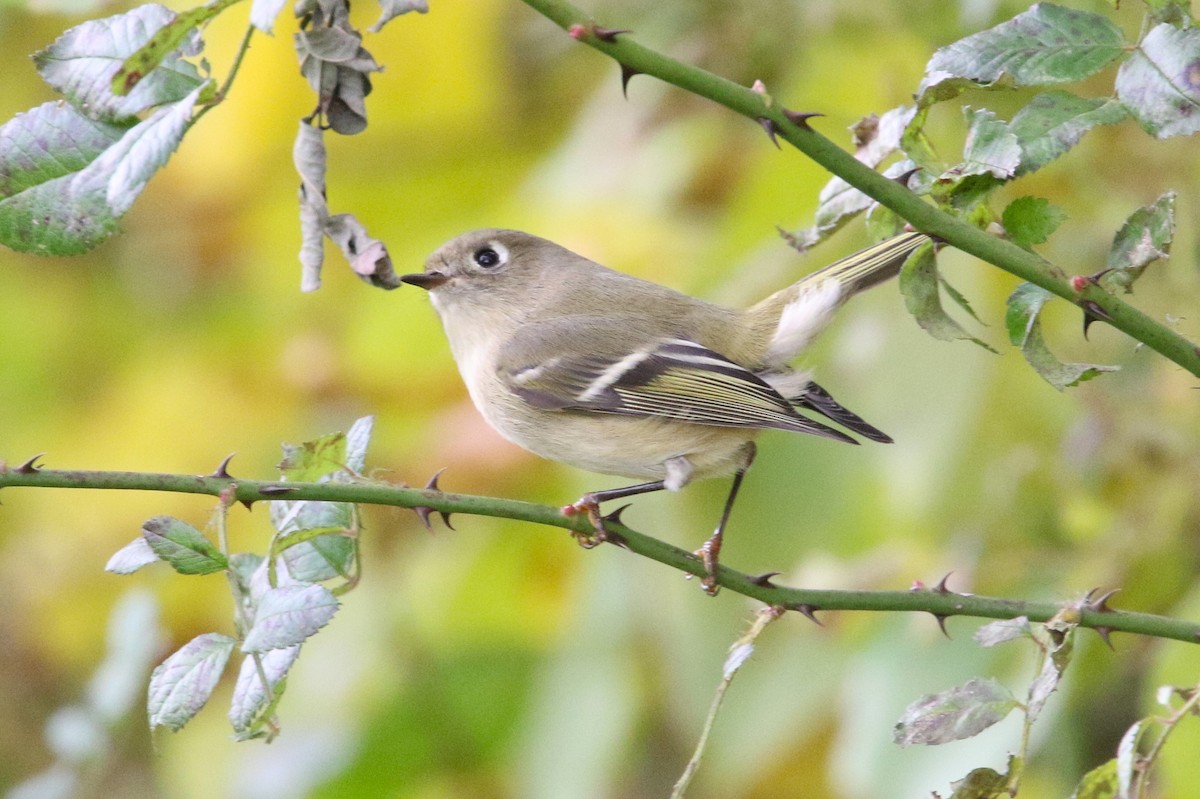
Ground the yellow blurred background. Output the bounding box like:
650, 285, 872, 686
2, 0, 1200, 797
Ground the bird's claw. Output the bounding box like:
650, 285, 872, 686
562, 495, 607, 548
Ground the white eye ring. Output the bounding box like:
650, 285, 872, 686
472, 242, 509, 269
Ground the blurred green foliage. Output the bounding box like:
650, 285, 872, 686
1, 0, 1199, 797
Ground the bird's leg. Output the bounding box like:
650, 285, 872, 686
562, 479, 666, 548
696, 443, 756, 595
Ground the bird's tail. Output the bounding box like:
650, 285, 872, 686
798, 230, 931, 295
747, 231, 931, 367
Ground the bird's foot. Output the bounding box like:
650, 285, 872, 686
692, 530, 723, 596
561, 494, 607, 548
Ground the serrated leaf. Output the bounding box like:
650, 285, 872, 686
918, 4, 1125, 98
280, 532, 356, 582
975, 617, 1033, 647
0, 85, 203, 255
1116, 24, 1200, 139
1009, 91, 1126, 174
1003, 196, 1068, 249
953, 107, 1021, 180
1116, 721, 1143, 798
900, 242, 996, 351
105, 536, 159, 574
33, 4, 204, 123
1069, 758, 1119, 799
894, 677, 1019, 746
147, 632, 235, 732
112, 0, 234, 97
278, 430, 347, 481
228, 645, 300, 736
1006, 283, 1119, 389
1105, 193, 1175, 292
141, 515, 228, 575
0, 103, 128, 197
241, 584, 339, 652
370, 0, 427, 33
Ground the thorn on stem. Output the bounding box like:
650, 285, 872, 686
750, 571, 781, 588
796, 604, 823, 626
15, 454, 45, 473
1081, 300, 1112, 339
414, 468, 454, 530
1087, 587, 1120, 613
757, 117, 782, 149
782, 109, 823, 129
211, 453, 236, 479
592, 25, 631, 42
259, 485, 299, 497
620, 64, 641, 98
1093, 626, 1115, 650
934, 572, 954, 594
931, 613, 952, 638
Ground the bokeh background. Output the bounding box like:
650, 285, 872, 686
2, 0, 1200, 797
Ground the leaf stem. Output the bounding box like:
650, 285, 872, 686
4, 463, 1198, 645
515, 0, 1200, 377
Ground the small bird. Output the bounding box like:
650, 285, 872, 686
401, 229, 929, 593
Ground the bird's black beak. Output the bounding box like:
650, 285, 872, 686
400, 271, 450, 290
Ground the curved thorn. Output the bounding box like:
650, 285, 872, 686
750, 571, 781, 588
1093, 626, 1115, 650
1089, 588, 1121, 613
439, 510, 455, 531
239, 499, 255, 511
601, 503, 632, 525
16, 453, 46, 473
782, 109, 823, 129
620, 64, 641, 98
757, 117, 781, 148
211, 453, 236, 479
425, 467, 448, 492
934, 572, 954, 594
592, 25, 632, 42
414, 506, 433, 530
932, 613, 952, 639
796, 604, 823, 626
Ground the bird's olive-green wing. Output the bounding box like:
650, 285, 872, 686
498, 318, 855, 443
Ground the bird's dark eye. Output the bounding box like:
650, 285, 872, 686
473, 247, 502, 268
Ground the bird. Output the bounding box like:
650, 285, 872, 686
401, 229, 929, 593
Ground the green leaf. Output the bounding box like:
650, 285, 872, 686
241, 584, 339, 653
0, 102, 128, 197
33, 4, 205, 123
147, 632, 236, 732
1069, 759, 1119, 799
919, 4, 1125, 99
112, 0, 239, 97
1005, 283, 1118, 390
1105, 192, 1175, 292
141, 515, 228, 575
1002, 196, 1068, 249
105, 536, 159, 575
228, 646, 299, 737
1008, 91, 1127, 175
953, 107, 1021, 180
900, 242, 996, 351
1116, 23, 1200, 139
894, 677, 1019, 746
948, 766, 1010, 798
0, 85, 204, 255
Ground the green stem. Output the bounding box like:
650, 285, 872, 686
516, 0, 1200, 378
4, 463, 1198, 645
